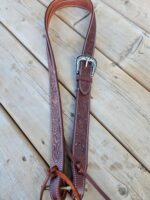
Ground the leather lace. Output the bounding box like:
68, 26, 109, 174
40, 166, 81, 200
40, 144, 111, 200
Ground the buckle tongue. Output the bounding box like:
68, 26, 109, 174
76, 55, 97, 77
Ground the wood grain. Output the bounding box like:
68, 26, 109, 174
37, 0, 150, 90
1, 0, 150, 169
101, 0, 150, 34
74, 1, 150, 90
0, 22, 150, 199
0, 24, 107, 200
0, 105, 102, 200
0, 105, 50, 200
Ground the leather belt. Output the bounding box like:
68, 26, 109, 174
40, 0, 110, 199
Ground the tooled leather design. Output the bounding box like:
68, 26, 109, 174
74, 97, 89, 157
45, 0, 96, 199
47, 50, 65, 199
51, 110, 62, 163
46, 20, 66, 200
51, 79, 60, 163
49, 56, 64, 168
72, 70, 91, 197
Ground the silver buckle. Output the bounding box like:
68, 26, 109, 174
76, 55, 97, 77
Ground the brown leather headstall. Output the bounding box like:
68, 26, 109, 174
40, 0, 110, 200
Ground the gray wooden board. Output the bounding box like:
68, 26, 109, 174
0, 23, 150, 199
0, 105, 50, 200
0, 0, 150, 170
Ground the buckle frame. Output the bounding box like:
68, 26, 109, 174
76, 55, 97, 77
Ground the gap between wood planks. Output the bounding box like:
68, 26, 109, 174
0, 103, 49, 167
0, 104, 51, 200
0, 103, 105, 199
36, 0, 150, 92
0, 21, 150, 177
0, 104, 104, 200
1, 17, 150, 198
0, 0, 149, 171
0, 21, 117, 198
17, 0, 150, 169
99, 0, 150, 37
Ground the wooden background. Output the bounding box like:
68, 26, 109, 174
0, 0, 150, 199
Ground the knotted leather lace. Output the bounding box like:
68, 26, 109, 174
40, 166, 81, 200
40, 143, 110, 200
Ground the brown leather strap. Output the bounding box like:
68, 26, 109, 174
66, 143, 111, 200
41, 0, 110, 199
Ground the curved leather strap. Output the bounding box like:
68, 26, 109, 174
44, 0, 99, 199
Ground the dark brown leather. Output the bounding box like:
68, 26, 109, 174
40, 0, 110, 199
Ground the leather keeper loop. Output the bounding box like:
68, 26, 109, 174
76, 75, 92, 83
78, 63, 92, 95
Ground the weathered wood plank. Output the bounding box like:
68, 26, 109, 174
37, 0, 99, 21
0, 106, 99, 200
38, 0, 150, 90
0, 23, 150, 199
0, 105, 50, 200
1, 0, 150, 169
38, 0, 89, 26
100, 0, 150, 34
0, 25, 106, 200
74, 1, 150, 90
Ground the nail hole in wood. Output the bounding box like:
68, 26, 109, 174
22, 156, 27, 162
41, 139, 45, 145
118, 185, 128, 196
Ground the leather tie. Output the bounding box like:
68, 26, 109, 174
40, 0, 110, 199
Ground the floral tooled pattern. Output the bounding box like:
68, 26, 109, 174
72, 90, 91, 192
50, 68, 64, 166
74, 93, 90, 162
